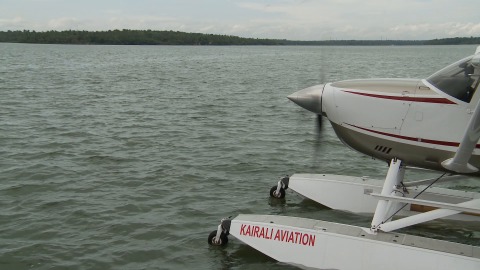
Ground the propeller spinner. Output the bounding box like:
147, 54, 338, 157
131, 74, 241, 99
287, 84, 325, 115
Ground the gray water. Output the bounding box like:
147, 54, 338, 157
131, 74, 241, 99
1, 43, 479, 270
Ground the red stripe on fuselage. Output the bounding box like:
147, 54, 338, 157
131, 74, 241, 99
342, 90, 456, 104
345, 124, 480, 148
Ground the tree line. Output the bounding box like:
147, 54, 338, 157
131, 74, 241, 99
0, 30, 285, 45
0, 29, 479, 46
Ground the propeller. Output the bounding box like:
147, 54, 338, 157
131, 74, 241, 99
288, 53, 328, 163
287, 84, 326, 152
288, 82, 327, 164
316, 51, 326, 135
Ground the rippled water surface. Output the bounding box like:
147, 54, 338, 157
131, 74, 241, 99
1, 44, 479, 269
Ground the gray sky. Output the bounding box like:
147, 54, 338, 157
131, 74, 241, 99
1, 0, 479, 40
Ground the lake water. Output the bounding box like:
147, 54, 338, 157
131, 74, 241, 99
1, 43, 479, 270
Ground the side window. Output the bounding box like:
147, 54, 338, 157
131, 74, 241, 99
427, 56, 477, 103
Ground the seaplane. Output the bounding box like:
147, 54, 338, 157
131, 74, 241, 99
208, 46, 480, 270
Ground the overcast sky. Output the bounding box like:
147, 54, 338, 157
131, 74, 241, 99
1, 0, 479, 40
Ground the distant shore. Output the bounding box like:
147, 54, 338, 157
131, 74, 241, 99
1, 29, 479, 46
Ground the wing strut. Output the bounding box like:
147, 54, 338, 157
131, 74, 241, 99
441, 46, 480, 173
442, 102, 480, 173
441, 98, 480, 173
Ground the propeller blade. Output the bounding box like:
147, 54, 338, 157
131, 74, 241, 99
316, 114, 323, 134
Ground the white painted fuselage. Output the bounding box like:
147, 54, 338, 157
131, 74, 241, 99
326, 79, 479, 171
290, 54, 480, 173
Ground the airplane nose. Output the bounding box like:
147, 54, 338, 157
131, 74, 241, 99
287, 84, 324, 114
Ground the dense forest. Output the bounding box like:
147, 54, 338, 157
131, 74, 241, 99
0, 30, 286, 45
0, 29, 479, 46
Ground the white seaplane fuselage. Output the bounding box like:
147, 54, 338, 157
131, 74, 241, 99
325, 79, 479, 172
289, 54, 480, 173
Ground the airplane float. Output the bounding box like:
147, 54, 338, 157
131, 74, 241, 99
208, 46, 480, 270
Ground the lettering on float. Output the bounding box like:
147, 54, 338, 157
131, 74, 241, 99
239, 224, 316, 247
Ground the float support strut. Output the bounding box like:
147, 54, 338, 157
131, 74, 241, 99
371, 158, 404, 232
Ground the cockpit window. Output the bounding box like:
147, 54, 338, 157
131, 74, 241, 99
426, 56, 480, 103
